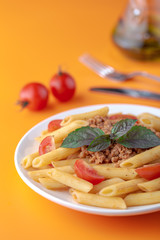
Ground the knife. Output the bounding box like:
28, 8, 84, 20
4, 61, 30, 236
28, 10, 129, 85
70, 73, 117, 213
90, 87, 160, 101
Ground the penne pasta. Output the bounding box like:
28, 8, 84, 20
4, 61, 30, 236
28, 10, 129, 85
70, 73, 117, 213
138, 113, 160, 131
32, 147, 80, 168
52, 158, 89, 167
21, 152, 39, 169
90, 178, 124, 194
99, 178, 145, 197
138, 112, 160, 120
61, 107, 109, 126
90, 162, 115, 168
150, 158, 160, 164
71, 190, 126, 209
138, 178, 160, 192
28, 168, 51, 181
120, 146, 160, 168
56, 165, 74, 174
29, 165, 74, 182
39, 177, 68, 189
66, 151, 80, 159
124, 191, 160, 206
93, 166, 138, 180
41, 129, 49, 136
48, 169, 93, 192
52, 158, 77, 167
36, 120, 88, 142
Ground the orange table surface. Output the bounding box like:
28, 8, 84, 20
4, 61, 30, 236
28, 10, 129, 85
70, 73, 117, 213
0, 0, 160, 239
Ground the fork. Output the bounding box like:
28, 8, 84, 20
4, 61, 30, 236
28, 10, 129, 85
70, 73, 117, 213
79, 54, 160, 82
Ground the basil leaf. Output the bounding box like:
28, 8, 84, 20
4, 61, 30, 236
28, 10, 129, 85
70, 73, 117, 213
117, 126, 160, 148
87, 135, 111, 152
61, 126, 105, 148
111, 119, 137, 139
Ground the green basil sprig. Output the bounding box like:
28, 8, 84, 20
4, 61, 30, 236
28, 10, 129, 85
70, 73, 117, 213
61, 119, 160, 152
111, 119, 137, 139
88, 135, 111, 152
61, 126, 105, 148
117, 126, 160, 148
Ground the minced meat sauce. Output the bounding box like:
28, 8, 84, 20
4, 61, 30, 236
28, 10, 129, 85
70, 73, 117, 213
79, 115, 160, 166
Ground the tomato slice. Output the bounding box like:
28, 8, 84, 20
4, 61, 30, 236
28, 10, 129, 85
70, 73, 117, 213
39, 136, 55, 155
109, 114, 137, 120
48, 119, 62, 132
135, 163, 160, 180
48, 163, 53, 167
74, 159, 105, 185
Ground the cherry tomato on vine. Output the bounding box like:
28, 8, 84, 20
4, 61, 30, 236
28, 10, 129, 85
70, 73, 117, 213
48, 119, 62, 132
50, 70, 76, 102
39, 136, 55, 155
18, 82, 49, 111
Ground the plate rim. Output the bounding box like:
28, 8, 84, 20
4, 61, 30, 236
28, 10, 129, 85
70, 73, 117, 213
14, 103, 160, 216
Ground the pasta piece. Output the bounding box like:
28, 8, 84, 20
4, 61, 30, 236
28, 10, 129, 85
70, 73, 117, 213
71, 190, 126, 209
90, 178, 124, 194
99, 178, 145, 197
150, 159, 160, 164
61, 106, 109, 126
138, 112, 160, 120
32, 147, 80, 168
138, 178, 160, 192
93, 166, 138, 180
29, 165, 73, 182
52, 158, 77, 167
124, 191, 160, 206
52, 158, 89, 167
21, 152, 39, 169
28, 169, 51, 181
90, 162, 115, 168
41, 129, 48, 136
120, 146, 160, 168
66, 151, 80, 159
56, 165, 74, 174
36, 120, 88, 142
138, 113, 160, 131
39, 177, 67, 189
48, 169, 93, 192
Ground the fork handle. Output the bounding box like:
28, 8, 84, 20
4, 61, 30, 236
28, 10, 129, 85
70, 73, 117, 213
128, 71, 160, 82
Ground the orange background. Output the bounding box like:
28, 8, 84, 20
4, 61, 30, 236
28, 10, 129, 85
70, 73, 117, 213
0, 0, 160, 239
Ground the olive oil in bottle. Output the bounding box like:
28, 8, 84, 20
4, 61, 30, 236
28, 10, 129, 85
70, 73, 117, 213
112, 0, 160, 60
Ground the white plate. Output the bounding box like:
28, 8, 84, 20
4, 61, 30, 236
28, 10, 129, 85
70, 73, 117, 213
14, 104, 160, 216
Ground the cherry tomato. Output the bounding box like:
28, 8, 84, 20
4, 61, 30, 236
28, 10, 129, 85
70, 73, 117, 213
48, 119, 62, 132
50, 70, 76, 102
18, 82, 48, 111
39, 136, 55, 155
74, 159, 105, 185
109, 114, 137, 120
135, 163, 160, 180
